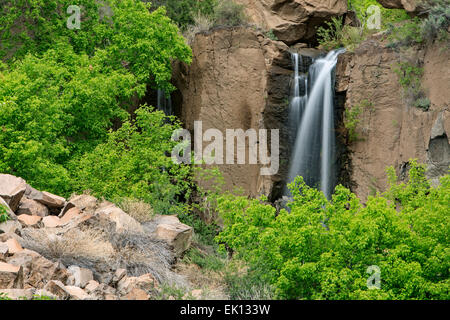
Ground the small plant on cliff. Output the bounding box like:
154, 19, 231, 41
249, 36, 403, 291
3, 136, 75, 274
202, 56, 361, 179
0, 205, 9, 223
387, 0, 450, 47
265, 30, 278, 41
317, 17, 367, 52
393, 62, 430, 110
344, 99, 373, 142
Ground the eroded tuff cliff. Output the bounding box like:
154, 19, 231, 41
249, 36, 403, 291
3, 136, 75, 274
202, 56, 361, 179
173, 27, 292, 199
235, 0, 347, 44
336, 37, 450, 200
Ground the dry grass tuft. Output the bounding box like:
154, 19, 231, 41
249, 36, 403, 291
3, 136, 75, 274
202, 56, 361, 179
117, 198, 154, 223
183, 13, 214, 45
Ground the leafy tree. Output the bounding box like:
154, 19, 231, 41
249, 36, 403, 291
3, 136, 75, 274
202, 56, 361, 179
0, 0, 192, 92
216, 160, 449, 299
72, 106, 192, 215
0, 0, 192, 199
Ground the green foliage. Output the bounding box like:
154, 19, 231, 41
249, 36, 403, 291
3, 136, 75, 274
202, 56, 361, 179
182, 247, 226, 271
0, 0, 192, 92
344, 99, 372, 142
0, 0, 193, 208
0, 292, 12, 300
216, 160, 450, 300
150, 0, 217, 30
265, 30, 278, 41
213, 0, 246, 27
0, 205, 9, 223
0, 44, 139, 194
387, 17, 424, 47
387, 1, 450, 47
72, 106, 191, 215
393, 62, 429, 110
224, 266, 275, 300
317, 17, 367, 51
348, 0, 409, 27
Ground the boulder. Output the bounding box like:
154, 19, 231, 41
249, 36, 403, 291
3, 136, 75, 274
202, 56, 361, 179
42, 216, 62, 228
122, 288, 150, 300
117, 273, 156, 296
58, 201, 75, 218
0, 262, 23, 289
69, 194, 98, 214
44, 280, 69, 299
0, 242, 8, 255
235, 0, 347, 44
64, 285, 91, 300
7, 249, 69, 289
112, 268, 127, 285
25, 186, 65, 209
59, 207, 81, 225
16, 198, 49, 217
95, 202, 143, 233
84, 280, 100, 294
0, 288, 35, 300
0, 174, 27, 212
88, 283, 117, 300
376, 0, 422, 13
6, 238, 23, 254
155, 216, 193, 256
67, 265, 94, 288
17, 214, 42, 227
0, 220, 22, 235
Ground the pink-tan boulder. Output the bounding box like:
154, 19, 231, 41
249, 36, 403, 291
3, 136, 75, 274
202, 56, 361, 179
0, 262, 23, 289
16, 198, 49, 217
0, 174, 27, 212
17, 214, 42, 227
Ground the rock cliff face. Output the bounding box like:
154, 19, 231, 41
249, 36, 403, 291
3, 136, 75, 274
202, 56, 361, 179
376, 0, 422, 13
336, 37, 450, 200
173, 27, 292, 199
235, 0, 347, 44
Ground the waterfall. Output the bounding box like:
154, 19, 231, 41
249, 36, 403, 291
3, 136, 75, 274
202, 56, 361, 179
285, 49, 344, 199
157, 89, 173, 116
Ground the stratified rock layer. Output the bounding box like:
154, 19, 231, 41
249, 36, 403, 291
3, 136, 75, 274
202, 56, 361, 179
336, 38, 450, 200
173, 27, 293, 200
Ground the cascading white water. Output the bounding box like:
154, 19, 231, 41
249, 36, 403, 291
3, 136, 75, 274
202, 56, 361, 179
157, 89, 173, 116
286, 49, 344, 199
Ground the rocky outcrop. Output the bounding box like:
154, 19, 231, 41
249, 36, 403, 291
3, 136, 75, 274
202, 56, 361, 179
0, 174, 194, 300
376, 0, 422, 13
173, 27, 293, 200
336, 37, 450, 200
235, 0, 347, 44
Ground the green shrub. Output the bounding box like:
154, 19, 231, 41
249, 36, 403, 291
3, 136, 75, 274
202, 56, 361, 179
344, 100, 373, 142
213, 0, 246, 27
0, 293, 12, 300
265, 30, 278, 41
182, 247, 226, 271
348, 0, 409, 27
0, 205, 9, 223
387, 0, 450, 47
72, 106, 192, 215
216, 160, 450, 300
317, 17, 367, 51
393, 62, 429, 110
0, 0, 192, 199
